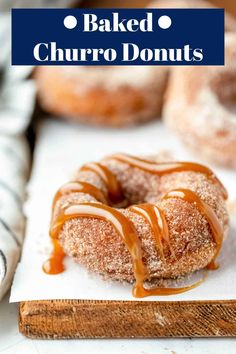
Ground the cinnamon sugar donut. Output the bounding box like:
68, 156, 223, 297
45, 154, 229, 298
35, 66, 168, 127
164, 33, 236, 168
149, 0, 236, 32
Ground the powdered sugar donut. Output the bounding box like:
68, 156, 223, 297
164, 33, 236, 168
36, 66, 168, 127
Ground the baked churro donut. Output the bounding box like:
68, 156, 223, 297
164, 33, 236, 168
35, 66, 168, 127
44, 154, 229, 298
149, 0, 236, 32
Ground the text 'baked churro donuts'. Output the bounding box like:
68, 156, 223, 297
43, 154, 229, 298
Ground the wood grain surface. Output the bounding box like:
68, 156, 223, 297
19, 299, 236, 339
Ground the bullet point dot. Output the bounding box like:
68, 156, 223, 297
64, 15, 77, 29
158, 15, 172, 29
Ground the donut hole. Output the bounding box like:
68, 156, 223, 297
111, 193, 150, 209
110, 174, 160, 209
211, 72, 236, 114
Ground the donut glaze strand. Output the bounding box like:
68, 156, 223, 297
50, 202, 147, 297
42, 239, 65, 275
108, 154, 228, 199
163, 189, 223, 270
80, 162, 124, 204
129, 204, 170, 259
53, 181, 108, 208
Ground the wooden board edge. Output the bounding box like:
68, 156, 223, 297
19, 299, 236, 339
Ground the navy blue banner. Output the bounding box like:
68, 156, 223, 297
12, 8, 224, 66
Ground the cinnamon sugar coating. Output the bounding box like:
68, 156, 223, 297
35, 66, 168, 127
149, 0, 236, 32
164, 33, 236, 168
52, 156, 229, 283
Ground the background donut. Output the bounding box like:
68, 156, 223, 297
35, 66, 168, 127
164, 33, 236, 168
36, 0, 236, 129
149, 0, 236, 32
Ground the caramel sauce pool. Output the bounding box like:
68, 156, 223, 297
42, 239, 65, 275
43, 154, 226, 297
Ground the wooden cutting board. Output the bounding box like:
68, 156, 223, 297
19, 299, 236, 338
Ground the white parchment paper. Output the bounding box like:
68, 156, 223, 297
10, 118, 236, 302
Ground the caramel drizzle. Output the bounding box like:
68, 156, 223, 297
50, 202, 147, 295
44, 154, 226, 297
49, 201, 204, 298
42, 239, 65, 275
163, 189, 223, 270
80, 162, 123, 204
52, 181, 108, 208
108, 154, 228, 200
129, 204, 170, 260
48, 190, 223, 297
